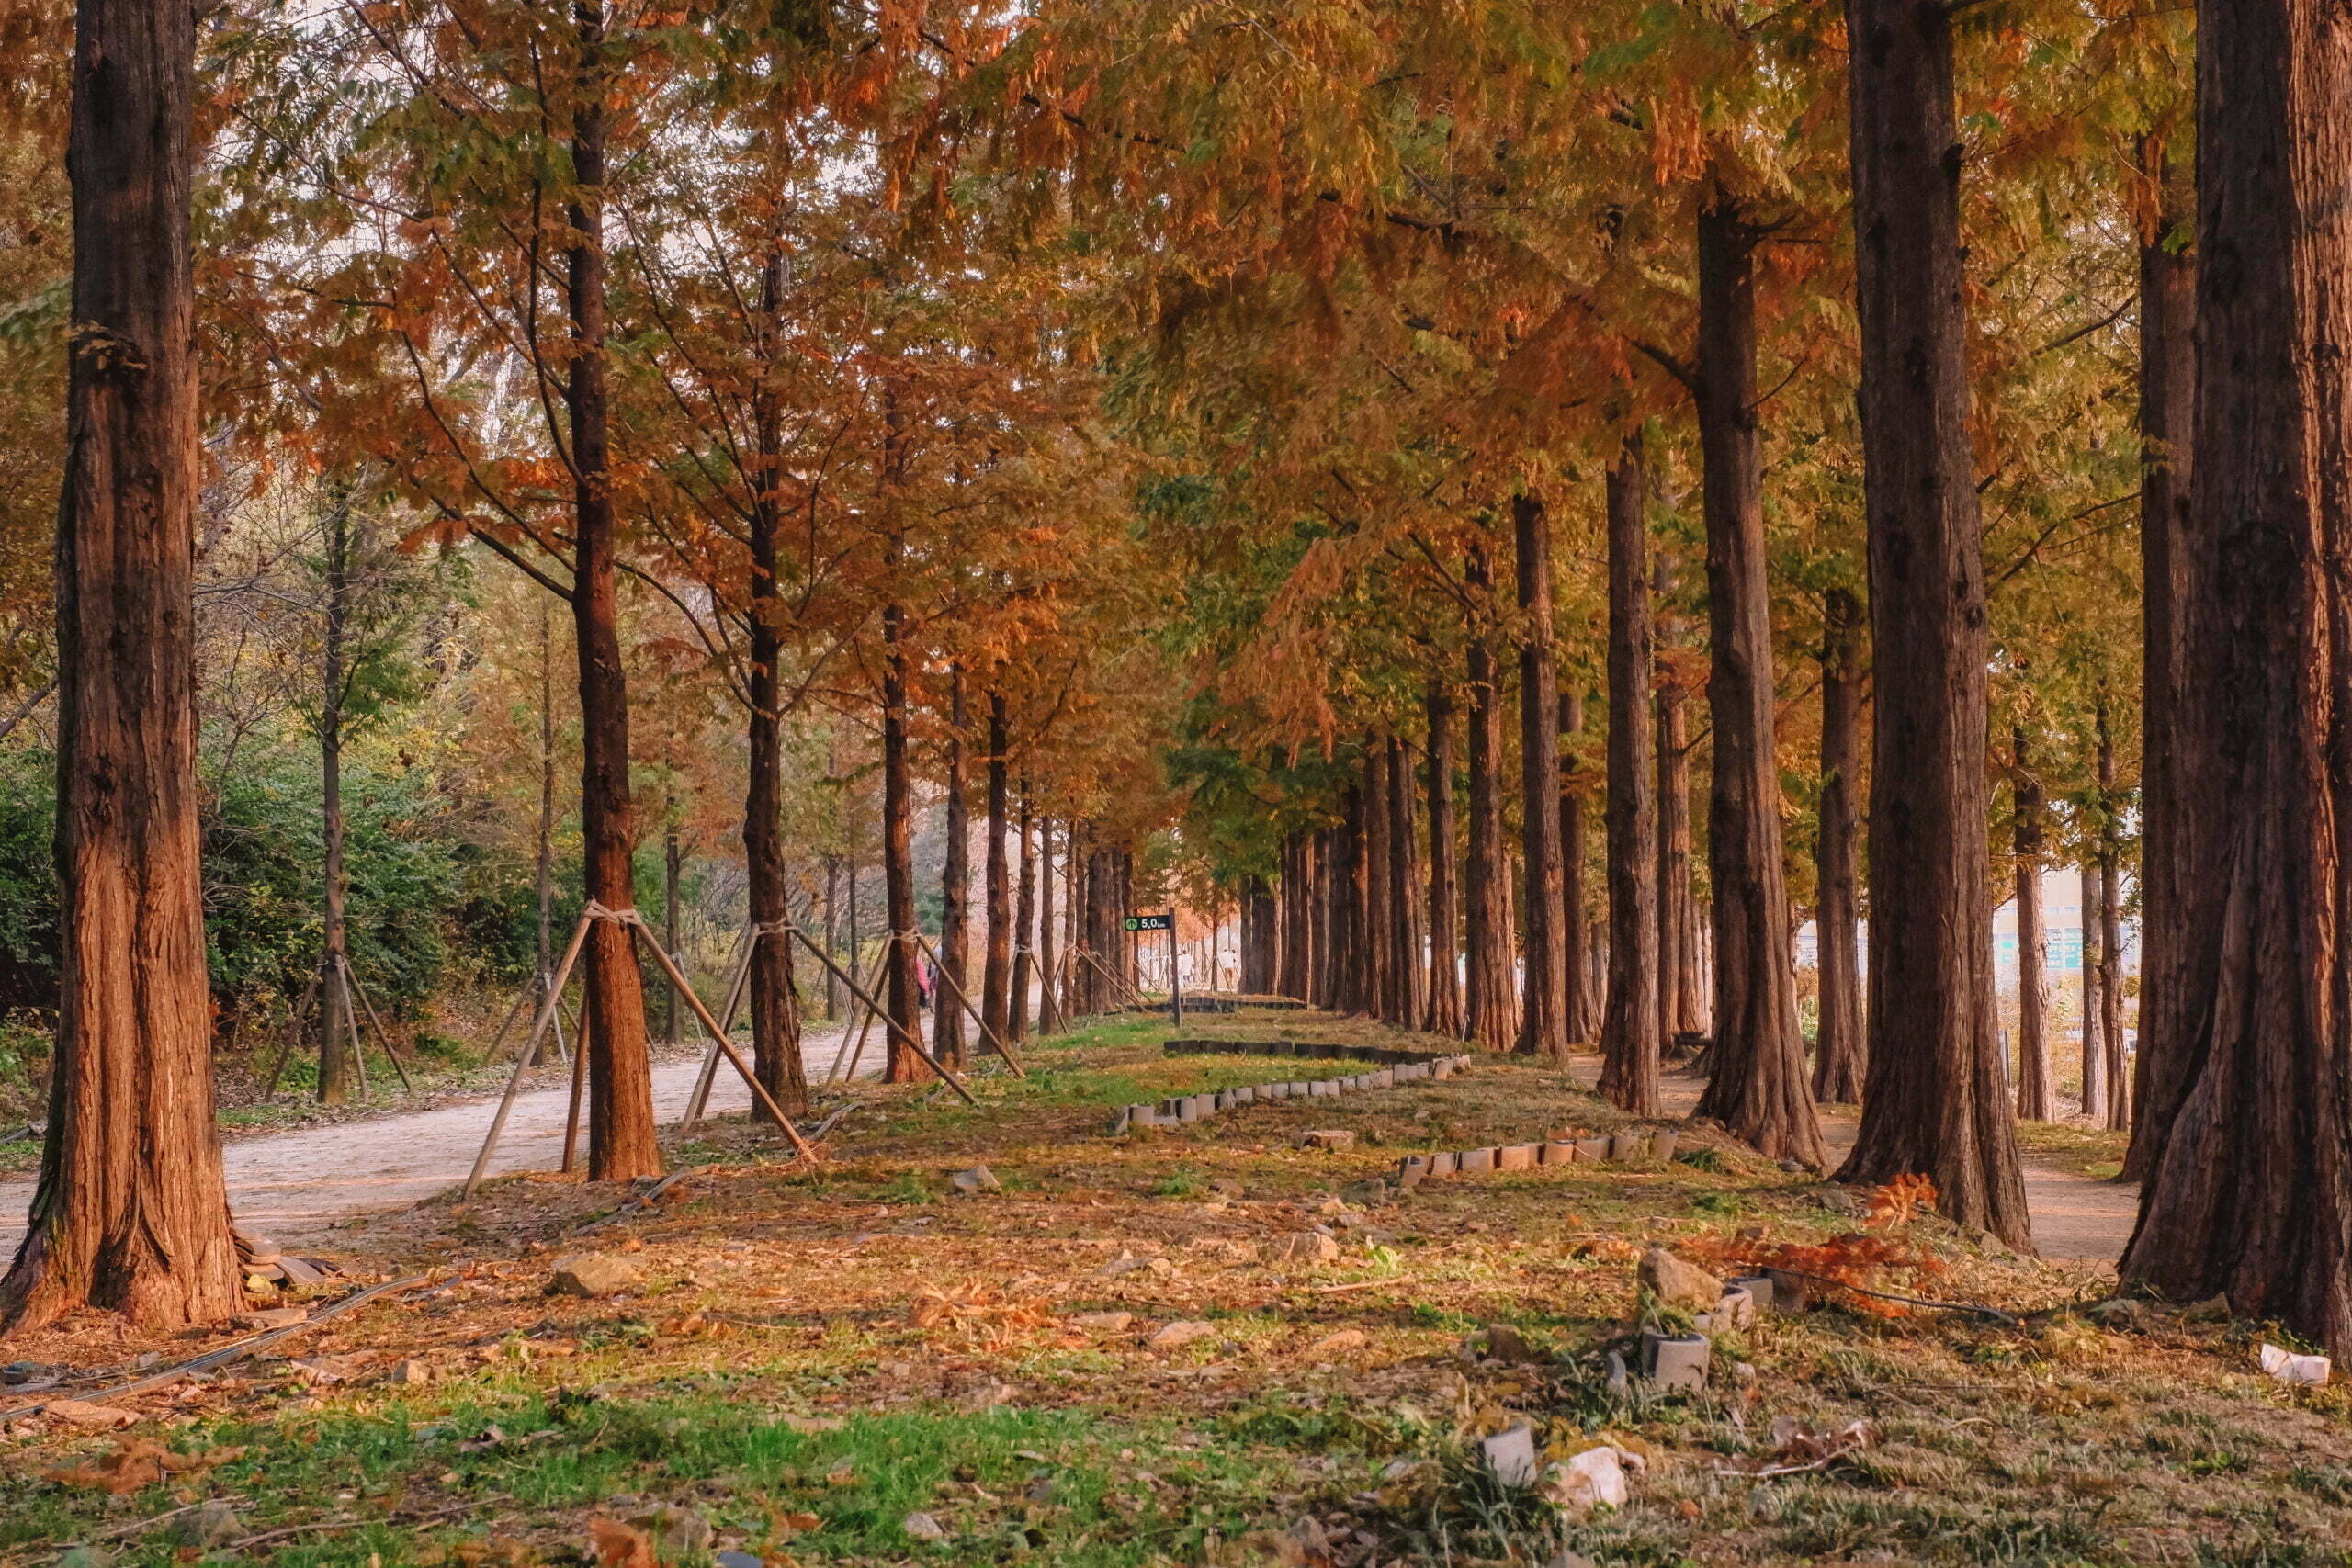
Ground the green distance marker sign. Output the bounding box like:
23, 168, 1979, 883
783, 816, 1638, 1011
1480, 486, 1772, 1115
1125, 913, 1173, 931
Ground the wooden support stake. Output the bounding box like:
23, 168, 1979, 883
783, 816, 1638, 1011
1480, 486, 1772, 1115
261, 968, 322, 1100
626, 919, 820, 1160
825, 943, 886, 1086
465, 906, 598, 1199
560, 1002, 589, 1173
787, 926, 980, 1107
342, 955, 413, 1092
910, 930, 1026, 1077
680, 925, 763, 1128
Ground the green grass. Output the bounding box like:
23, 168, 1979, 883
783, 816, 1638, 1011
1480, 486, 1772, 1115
3, 1389, 1396, 1564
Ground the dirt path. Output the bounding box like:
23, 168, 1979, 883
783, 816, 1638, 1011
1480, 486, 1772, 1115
1566, 1058, 2138, 1267
0, 1018, 881, 1250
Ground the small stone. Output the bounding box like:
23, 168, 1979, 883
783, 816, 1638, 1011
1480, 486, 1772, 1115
1478, 1424, 1540, 1488
1071, 1310, 1133, 1332
1777, 1156, 1807, 1173
1295, 1129, 1356, 1151
951, 1165, 1002, 1194
1207, 1177, 1245, 1198
1149, 1319, 1216, 1348
901, 1510, 949, 1541
1638, 1247, 1724, 1310
1263, 1231, 1342, 1263
56, 1549, 115, 1568
1340, 1179, 1389, 1207
1306, 1327, 1367, 1357
717, 1553, 766, 1568
389, 1359, 434, 1384
2085, 1297, 2142, 1327
1545, 1553, 1601, 1568
1541, 1448, 1631, 1512
2184, 1292, 2233, 1322
173, 1501, 243, 1550
548, 1252, 643, 1298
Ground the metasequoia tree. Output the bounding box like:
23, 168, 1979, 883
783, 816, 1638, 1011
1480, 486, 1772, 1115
4, 0, 240, 1327
1598, 434, 1660, 1114
2121, 0, 2352, 1354
1811, 586, 1865, 1103
1836, 0, 2030, 1245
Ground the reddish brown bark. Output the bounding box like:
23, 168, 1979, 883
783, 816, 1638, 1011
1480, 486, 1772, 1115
1811, 587, 1866, 1103
1655, 607, 1700, 1039
1037, 817, 1061, 1035
2123, 0, 2352, 1357
982, 692, 1012, 1042
1514, 495, 1570, 1059
2096, 705, 2129, 1130
567, 6, 660, 1179
935, 667, 970, 1069
1424, 682, 1465, 1037
744, 250, 807, 1117
1690, 189, 1824, 1165
880, 599, 921, 1082
2011, 724, 2050, 1121
1387, 737, 1425, 1029
1010, 785, 1035, 1043
1600, 438, 1661, 1115
1362, 739, 1394, 1021
2126, 146, 2197, 1179
1558, 690, 1594, 1043
2083, 852, 2109, 1121
2, 0, 241, 1327
1464, 547, 1518, 1048
1836, 0, 2030, 1245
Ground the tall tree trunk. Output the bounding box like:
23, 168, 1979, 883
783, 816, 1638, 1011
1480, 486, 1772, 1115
318, 491, 356, 1105
1655, 616, 1699, 1038
2, 0, 240, 1327
2084, 855, 2107, 1121
1424, 682, 1465, 1037
880, 600, 921, 1082
1038, 817, 1061, 1034
1374, 738, 1411, 1029
1514, 495, 1570, 1059
662, 819, 682, 1045
535, 604, 560, 1054
1559, 690, 1594, 1043
1838, 0, 2029, 1245
982, 692, 1012, 1042
1334, 791, 1370, 1015
1690, 190, 1824, 1165
1812, 586, 1866, 1102
1464, 547, 1518, 1047
1010, 785, 1035, 1043
1600, 438, 1662, 1114
1362, 739, 1394, 1021
743, 260, 807, 1115
2126, 143, 2198, 1180
936, 668, 969, 1068
2012, 724, 2050, 1121
567, 6, 660, 1180
2097, 703, 2129, 1130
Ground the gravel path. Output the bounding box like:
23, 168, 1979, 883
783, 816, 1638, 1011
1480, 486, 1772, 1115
0, 1018, 880, 1249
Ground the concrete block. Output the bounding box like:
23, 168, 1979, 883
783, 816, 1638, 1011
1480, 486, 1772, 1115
1497, 1144, 1539, 1172
1395, 1156, 1430, 1190
1766, 1269, 1811, 1314
1651, 1130, 1679, 1163
1174, 1097, 1204, 1123
1541, 1140, 1577, 1165
1289, 1081, 1311, 1097
1575, 1137, 1610, 1162
1372, 1068, 1395, 1088
1309, 1080, 1338, 1097
1607, 1133, 1645, 1162
1725, 1274, 1777, 1314
1459, 1147, 1498, 1174
1427, 1150, 1459, 1176
1638, 1330, 1711, 1392
1431, 1060, 1454, 1080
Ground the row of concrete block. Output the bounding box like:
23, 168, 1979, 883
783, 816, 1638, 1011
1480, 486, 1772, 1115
1111, 1049, 1474, 1134
1394, 1128, 1681, 1187
1160, 1039, 1471, 1067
